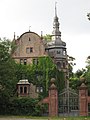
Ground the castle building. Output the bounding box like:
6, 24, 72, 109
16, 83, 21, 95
12, 5, 67, 72
12, 5, 68, 97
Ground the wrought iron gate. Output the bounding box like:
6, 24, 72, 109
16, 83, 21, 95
58, 87, 79, 116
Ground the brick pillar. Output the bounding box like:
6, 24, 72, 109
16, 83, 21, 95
79, 82, 88, 116
49, 78, 58, 117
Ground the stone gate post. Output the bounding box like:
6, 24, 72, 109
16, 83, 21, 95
79, 82, 88, 116
49, 78, 58, 116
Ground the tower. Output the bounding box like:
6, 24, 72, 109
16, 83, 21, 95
46, 3, 68, 72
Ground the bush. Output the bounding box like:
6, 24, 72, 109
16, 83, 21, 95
1, 97, 42, 116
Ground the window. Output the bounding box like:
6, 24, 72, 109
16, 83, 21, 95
26, 47, 33, 53
30, 47, 33, 53
40, 87, 43, 92
63, 50, 66, 55
24, 87, 27, 94
63, 62, 65, 68
20, 86, 23, 93
20, 59, 23, 64
36, 86, 43, 93
33, 58, 38, 65
20, 59, 27, 65
36, 87, 39, 93
57, 51, 61, 54
29, 37, 31, 41
24, 59, 27, 65
57, 62, 61, 69
26, 48, 30, 54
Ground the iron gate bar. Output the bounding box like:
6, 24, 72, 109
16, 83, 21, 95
58, 87, 79, 116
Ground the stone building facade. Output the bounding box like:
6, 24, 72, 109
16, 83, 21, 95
12, 31, 47, 65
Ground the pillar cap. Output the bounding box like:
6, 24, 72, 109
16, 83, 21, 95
80, 77, 85, 82
49, 78, 57, 89
50, 78, 55, 83
79, 83, 88, 89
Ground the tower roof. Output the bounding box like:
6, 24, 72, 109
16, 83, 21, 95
52, 2, 61, 37
47, 2, 66, 47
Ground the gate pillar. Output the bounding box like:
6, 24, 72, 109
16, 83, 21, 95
79, 81, 88, 116
49, 78, 58, 116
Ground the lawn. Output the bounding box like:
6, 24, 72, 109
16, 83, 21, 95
0, 116, 90, 120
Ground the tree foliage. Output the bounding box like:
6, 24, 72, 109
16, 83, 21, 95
43, 34, 52, 42
15, 56, 65, 97
83, 57, 90, 94
0, 38, 18, 114
0, 38, 65, 115
0, 38, 17, 97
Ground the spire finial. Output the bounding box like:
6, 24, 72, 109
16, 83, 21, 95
55, 1, 57, 17
29, 26, 31, 32
14, 32, 15, 40
41, 31, 43, 39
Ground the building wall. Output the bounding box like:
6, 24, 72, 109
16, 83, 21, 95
12, 31, 47, 98
12, 31, 47, 64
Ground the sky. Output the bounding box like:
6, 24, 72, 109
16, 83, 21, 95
0, 0, 90, 72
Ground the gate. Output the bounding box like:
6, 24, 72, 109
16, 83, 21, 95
58, 87, 79, 116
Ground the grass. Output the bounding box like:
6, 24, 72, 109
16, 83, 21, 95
0, 116, 90, 120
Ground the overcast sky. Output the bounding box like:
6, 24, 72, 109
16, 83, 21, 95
0, 0, 90, 72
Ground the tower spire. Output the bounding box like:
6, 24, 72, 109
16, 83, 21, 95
55, 2, 57, 17
52, 2, 61, 37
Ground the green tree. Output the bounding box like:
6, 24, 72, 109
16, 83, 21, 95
84, 56, 90, 94
43, 34, 52, 42
31, 56, 65, 96
0, 38, 65, 115
0, 38, 18, 114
